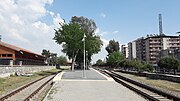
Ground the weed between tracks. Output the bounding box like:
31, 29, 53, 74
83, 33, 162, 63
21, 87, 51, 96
40, 82, 54, 101
0, 68, 61, 97
115, 72, 180, 95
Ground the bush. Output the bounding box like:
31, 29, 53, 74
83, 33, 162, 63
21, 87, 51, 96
158, 57, 179, 74
107, 51, 125, 67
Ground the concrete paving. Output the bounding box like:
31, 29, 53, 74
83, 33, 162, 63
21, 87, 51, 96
62, 69, 107, 80
44, 68, 147, 101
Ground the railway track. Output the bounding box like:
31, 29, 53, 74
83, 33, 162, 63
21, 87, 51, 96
94, 67, 180, 101
0, 74, 57, 101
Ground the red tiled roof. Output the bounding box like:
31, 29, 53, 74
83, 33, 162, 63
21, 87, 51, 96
0, 41, 44, 57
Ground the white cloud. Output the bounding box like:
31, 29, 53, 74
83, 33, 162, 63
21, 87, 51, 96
53, 13, 65, 28
101, 38, 109, 48
92, 37, 109, 63
95, 28, 100, 34
100, 12, 106, 18
95, 28, 119, 37
95, 28, 109, 48
0, 0, 64, 55
99, 32, 108, 36
112, 30, 119, 34
93, 28, 120, 63
47, 10, 55, 17
92, 28, 110, 63
11, 33, 30, 43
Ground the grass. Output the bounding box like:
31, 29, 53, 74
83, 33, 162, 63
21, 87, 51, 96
46, 88, 57, 100
0, 68, 61, 96
116, 72, 180, 95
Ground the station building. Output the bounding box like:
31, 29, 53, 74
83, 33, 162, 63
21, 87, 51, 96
0, 41, 46, 66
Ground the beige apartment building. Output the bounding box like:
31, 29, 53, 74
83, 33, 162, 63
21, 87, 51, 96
145, 35, 179, 65
128, 35, 180, 66
128, 41, 136, 60
121, 45, 128, 58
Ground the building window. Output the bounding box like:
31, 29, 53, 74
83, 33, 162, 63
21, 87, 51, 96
7, 54, 12, 57
2, 54, 6, 57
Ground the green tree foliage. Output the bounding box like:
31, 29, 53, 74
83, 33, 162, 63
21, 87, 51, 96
42, 49, 50, 64
50, 53, 58, 65
119, 59, 154, 72
143, 63, 154, 72
107, 51, 125, 67
71, 16, 97, 34
70, 16, 103, 66
42, 49, 51, 59
42, 49, 57, 65
96, 59, 104, 66
158, 57, 179, 74
57, 56, 67, 65
105, 40, 120, 55
54, 16, 102, 70
54, 23, 84, 70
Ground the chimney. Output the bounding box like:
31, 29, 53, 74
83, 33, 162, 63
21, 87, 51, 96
159, 14, 163, 36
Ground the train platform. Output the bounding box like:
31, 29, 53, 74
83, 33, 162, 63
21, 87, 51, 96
43, 68, 146, 101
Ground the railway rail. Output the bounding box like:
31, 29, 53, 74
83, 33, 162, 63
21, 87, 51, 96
0, 74, 57, 101
94, 67, 180, 101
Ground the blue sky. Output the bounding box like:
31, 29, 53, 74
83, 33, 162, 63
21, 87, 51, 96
47, 0, 180, 43
1, 0, 180, 63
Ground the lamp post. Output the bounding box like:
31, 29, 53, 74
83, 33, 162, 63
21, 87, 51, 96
83, 33, 86, 78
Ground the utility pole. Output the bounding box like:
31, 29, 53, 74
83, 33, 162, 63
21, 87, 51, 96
83, 33, 86, 78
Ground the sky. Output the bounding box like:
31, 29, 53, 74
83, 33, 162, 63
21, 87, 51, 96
0, 0, 180, 63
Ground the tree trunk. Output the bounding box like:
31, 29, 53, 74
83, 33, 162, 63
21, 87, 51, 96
71, 58, 75, 71
173, 69, 176, 75
71, 50, 79, 71
162, 68, 164, 74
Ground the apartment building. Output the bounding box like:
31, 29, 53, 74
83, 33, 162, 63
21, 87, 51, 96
135, 37, 145, 61
145, 35, 179, 65
121, 45, 128, 58
128, 35, 180, 66
128, 41, 136, 60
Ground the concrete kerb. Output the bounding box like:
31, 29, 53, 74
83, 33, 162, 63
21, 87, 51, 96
52, 68, 114, 82
90, 68, 114, 81
52, 71, 65, 82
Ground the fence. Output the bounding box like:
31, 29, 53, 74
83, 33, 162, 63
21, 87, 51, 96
0, 66, 55, 77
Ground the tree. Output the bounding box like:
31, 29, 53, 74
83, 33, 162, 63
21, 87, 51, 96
143, 63, 154, 72
96, 59, 104, 66
57, 56, 67, 65
71, 16, 97, 35
70, 16, 103, 67
49, 53, 58, 65
54, 16, 102, 70
107, 51, 125, 67
105, 40, 120, 55
54, 23, 84, 70
42, 49, 51, 58
41, 49, 51, 65
158, 57, 179, 74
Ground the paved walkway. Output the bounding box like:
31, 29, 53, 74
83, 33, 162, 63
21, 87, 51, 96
44, 68, 147, 101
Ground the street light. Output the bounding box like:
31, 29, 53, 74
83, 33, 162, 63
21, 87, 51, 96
86, 51, 88, 70
82, 33, 86, 78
